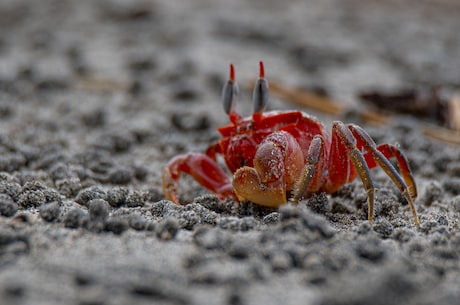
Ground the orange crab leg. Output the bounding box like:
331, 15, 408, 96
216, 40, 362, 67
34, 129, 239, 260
325, 121, 376, 221
162, 153, 235, 204
232, 131, 304, 207
362, 143, 417, 199
348, 124, 419, 225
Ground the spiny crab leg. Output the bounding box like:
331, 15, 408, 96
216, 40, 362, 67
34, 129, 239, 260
348, 124, 420, 225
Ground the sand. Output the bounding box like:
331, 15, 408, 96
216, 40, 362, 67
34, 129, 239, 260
0, 0, 459, 304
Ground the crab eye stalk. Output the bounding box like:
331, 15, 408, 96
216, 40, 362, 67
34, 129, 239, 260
222, 64, 240, 123
252, 61, 269, 116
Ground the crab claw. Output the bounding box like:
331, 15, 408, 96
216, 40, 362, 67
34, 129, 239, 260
162, 153, 235, 204
233, 167, 286, 207
232, 131, 304, 208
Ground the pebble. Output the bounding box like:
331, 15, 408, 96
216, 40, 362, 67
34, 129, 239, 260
64, 208, 86, 229
75, 186, 106, 207
372, 218, 394, 238
107, 167, 133, 185
107, 187, 129, 208
442, 178, 460, 195
39, 201, 61, 222
356, 237, 386, 262
88, 199, 110, 222
269, 251, 293, 272
193, 226, 233, 250
0, 194, 18, 217
104, 217, 129, 235
126, 191, 145, 207
129, 214, 147, 231
17, 190, 46, 208
156, 217, 179, 240
420, 181, 443, 206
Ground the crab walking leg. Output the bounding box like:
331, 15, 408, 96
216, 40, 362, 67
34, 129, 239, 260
162, 153, 235, 204
348, 124, 420, 225
364, 143, 417, 199
232, 131, 304, 207
292, 135, 326, 201
327, 121, 377, 222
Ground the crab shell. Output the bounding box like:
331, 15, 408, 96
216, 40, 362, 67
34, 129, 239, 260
214, 111, 330, 173
206, 110, 345, 205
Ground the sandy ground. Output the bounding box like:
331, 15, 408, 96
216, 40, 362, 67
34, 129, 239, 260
0, 0, 459, 304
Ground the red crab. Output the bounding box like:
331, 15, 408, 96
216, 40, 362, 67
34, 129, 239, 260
162, 62, 419, 224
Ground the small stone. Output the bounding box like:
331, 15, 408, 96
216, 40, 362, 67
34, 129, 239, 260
331, 200, 354, 214
305, 192, 329, 214
178, 211, 200, 230
420, 181, 443, 206
55, 178, 82, 197
104, 217, 129, 235
17, 190, 46, 208
357, 221, 372, 235
172, 81, 200, 101
151, 200, 180, 217
0, 194, 18, 217
39, 202, 61, 222
442, 178, 460, 195
0, 153, 26, 172
75, 186, 106, 207
262, 212, 280, 225
64, 208, 85, 229
0, 181, 22, 202
269, 251, 292, 272
88, 199, 110, 222
146, 222, 156, 231
156, 218, 179, 240
356, 237, 386, 262
21, 180, 46, 192
129, 215, 147, 230
372, 218, 394, 238
450, 195, 460, 213
193, 226, 233, 250
108, 167, 133, 185
391, 228, 415, 243
133, 165, 148, 181
126, 191, 145, 207
107, 187, 129, 207
228, 241, 252, 260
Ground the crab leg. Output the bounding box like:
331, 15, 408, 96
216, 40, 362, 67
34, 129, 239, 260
162, 153, 235, 204
363, 143, 417, 199
232, 131, 304, 207
348, 124, 419, 225
326, 121, 376, 222
292, 135, 326, 201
